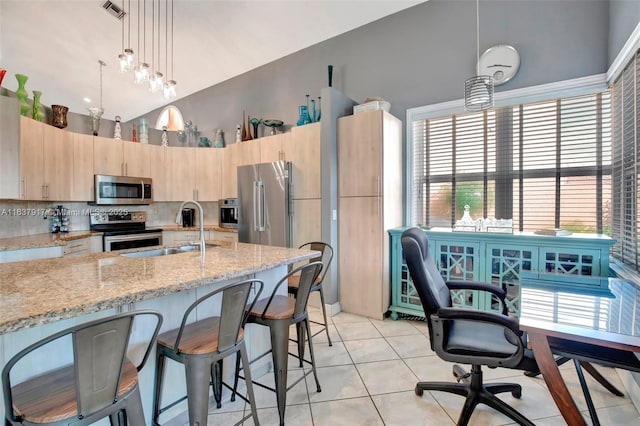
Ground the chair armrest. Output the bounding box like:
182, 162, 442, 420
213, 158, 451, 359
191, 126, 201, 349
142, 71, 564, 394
436, 307, 522, 337
446, 280, 508, 315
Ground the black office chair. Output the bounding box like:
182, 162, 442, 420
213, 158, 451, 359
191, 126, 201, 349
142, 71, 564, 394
401, 227, 538, 426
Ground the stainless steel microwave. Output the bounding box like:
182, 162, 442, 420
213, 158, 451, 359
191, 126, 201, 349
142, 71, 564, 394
93, 174, 153, 205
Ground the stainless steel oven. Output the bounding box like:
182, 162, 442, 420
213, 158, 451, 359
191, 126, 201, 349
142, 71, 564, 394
90, 211, 163, 251
219, 198, 238, 229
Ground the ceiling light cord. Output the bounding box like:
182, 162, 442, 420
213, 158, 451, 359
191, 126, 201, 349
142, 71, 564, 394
475, 0, 480, 75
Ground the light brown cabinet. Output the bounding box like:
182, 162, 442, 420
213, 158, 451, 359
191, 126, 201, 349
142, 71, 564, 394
147, 145, 167, 201
19, 117, 73, 200
165, 146, 221, 202
72, 133, 94, 201
288, 123, 321, 200
93, 137, 125, 176
93, 137, 150, 178
337, 110, 402, 319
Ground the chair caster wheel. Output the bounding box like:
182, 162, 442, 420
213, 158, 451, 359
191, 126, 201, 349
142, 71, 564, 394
415, 386, 424, 396
512, 390, 522, 398
216, 402, 222, 409
317, 385, 322, 392
231, 396, 236, 402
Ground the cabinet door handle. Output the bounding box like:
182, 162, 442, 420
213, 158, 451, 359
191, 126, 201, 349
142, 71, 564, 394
20, 177, 25, 199
42, 184, 46, 200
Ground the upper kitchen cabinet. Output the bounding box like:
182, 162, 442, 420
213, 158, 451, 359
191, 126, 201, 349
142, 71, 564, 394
93, 137, 124, 176
147, 144, 167, 201
338, 110, 397, 197
287, 122, 320, 199
165, 146, 221, 202
0, 96, 20, 199
93, 137, 150, 177
259, 132, 290, 163
221, 143, 238, 199
20, 116, 73, 200
72, 133, 94, 201
194, 148, 222, 201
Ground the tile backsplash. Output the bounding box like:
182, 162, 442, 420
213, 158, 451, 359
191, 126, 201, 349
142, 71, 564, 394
0, 200, 219, 238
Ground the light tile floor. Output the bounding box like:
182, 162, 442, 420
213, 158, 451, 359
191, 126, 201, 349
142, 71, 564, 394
167, 308, 640, 425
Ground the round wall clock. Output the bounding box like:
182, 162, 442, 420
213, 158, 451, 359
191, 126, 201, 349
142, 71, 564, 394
478, 44, 520, 86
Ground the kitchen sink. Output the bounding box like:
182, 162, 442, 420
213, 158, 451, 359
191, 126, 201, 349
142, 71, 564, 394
120, 247, 187, 258
178, 243, 220, 251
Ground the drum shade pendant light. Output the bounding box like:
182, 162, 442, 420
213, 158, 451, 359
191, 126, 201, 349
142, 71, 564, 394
464, 0, 493, 112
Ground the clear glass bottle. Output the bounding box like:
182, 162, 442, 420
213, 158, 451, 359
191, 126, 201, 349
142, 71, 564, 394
139, 118, 149, 144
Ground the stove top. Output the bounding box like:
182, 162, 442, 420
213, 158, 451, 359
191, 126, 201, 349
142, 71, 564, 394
89, 211, 160, 234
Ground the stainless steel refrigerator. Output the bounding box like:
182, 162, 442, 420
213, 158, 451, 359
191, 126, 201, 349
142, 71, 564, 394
237, 160, 292, 247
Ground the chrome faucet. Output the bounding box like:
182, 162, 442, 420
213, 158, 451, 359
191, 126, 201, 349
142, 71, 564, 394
176, 200, 205, 252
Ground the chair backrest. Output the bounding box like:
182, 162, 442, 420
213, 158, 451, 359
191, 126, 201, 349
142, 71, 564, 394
2, 310, 163, 422
401, 228, 452, 344
299, 242, 333, 284
264, 262, 323, 319
174, 279, 264, 354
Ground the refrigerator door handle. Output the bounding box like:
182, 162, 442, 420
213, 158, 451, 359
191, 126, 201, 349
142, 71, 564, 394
253, 181, 259, 232
257, 180, 266, 231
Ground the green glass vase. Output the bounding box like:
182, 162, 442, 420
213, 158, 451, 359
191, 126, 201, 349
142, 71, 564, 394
15, 74, 29, 116
32, 90, 44, 122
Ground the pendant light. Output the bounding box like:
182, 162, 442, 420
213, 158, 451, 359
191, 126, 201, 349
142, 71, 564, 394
88, 60, 106, 136
149, 0, 164, 93
119, 0, 135, 72
164, 0, 177, 99
134, 0, 150, 84
464, 0, 493, 112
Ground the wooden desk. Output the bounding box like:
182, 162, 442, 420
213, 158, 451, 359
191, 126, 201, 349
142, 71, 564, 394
519, 279, 640, 425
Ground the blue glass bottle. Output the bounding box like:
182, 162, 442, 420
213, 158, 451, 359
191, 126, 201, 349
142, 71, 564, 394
297, 105, 311, 126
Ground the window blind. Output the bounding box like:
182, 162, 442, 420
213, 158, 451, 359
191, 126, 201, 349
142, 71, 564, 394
412, 92, 611, 234
611, 50, 640, 271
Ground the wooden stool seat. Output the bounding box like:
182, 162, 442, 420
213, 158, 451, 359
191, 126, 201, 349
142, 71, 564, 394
157, 317, 244, 355
287, 274, 321, 290
250, 295, 295, 319
11, 357, 138, 423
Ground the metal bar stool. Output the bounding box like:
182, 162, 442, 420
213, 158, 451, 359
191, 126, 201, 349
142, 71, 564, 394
2, 310, 163, 426
287, 242, 334, 348
152, 279, 263, 426
234, 261, 323, 426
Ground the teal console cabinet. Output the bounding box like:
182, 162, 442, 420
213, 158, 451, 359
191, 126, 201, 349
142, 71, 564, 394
388, 227, 615, 319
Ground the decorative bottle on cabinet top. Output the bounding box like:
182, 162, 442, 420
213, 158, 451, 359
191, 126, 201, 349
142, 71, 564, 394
139, 118, 149, 143
15, 74, 29, 116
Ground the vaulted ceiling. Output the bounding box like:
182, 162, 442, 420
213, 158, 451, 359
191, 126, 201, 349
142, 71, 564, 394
0, 0, 424, 121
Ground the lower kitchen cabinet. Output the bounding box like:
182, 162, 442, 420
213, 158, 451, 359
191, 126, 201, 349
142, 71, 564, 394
388, 227, 615, 319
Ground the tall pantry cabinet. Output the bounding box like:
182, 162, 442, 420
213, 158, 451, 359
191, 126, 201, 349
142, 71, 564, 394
337, 110, 403, 319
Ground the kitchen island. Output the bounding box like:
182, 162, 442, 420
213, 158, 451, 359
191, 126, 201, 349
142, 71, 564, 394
0, 240, 316, 424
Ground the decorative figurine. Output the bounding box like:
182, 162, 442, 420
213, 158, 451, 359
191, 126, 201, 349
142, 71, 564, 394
161, 126, 168, 146
114, 116, 122, 139
235, 124, 242, 143
132, 123, 137, 142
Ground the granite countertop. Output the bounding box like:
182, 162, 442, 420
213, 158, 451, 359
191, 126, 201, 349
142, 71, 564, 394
0, 231, 101, 252
161, 225, 237, 233
0, 226, 237, 252
0, 241, 315, 334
